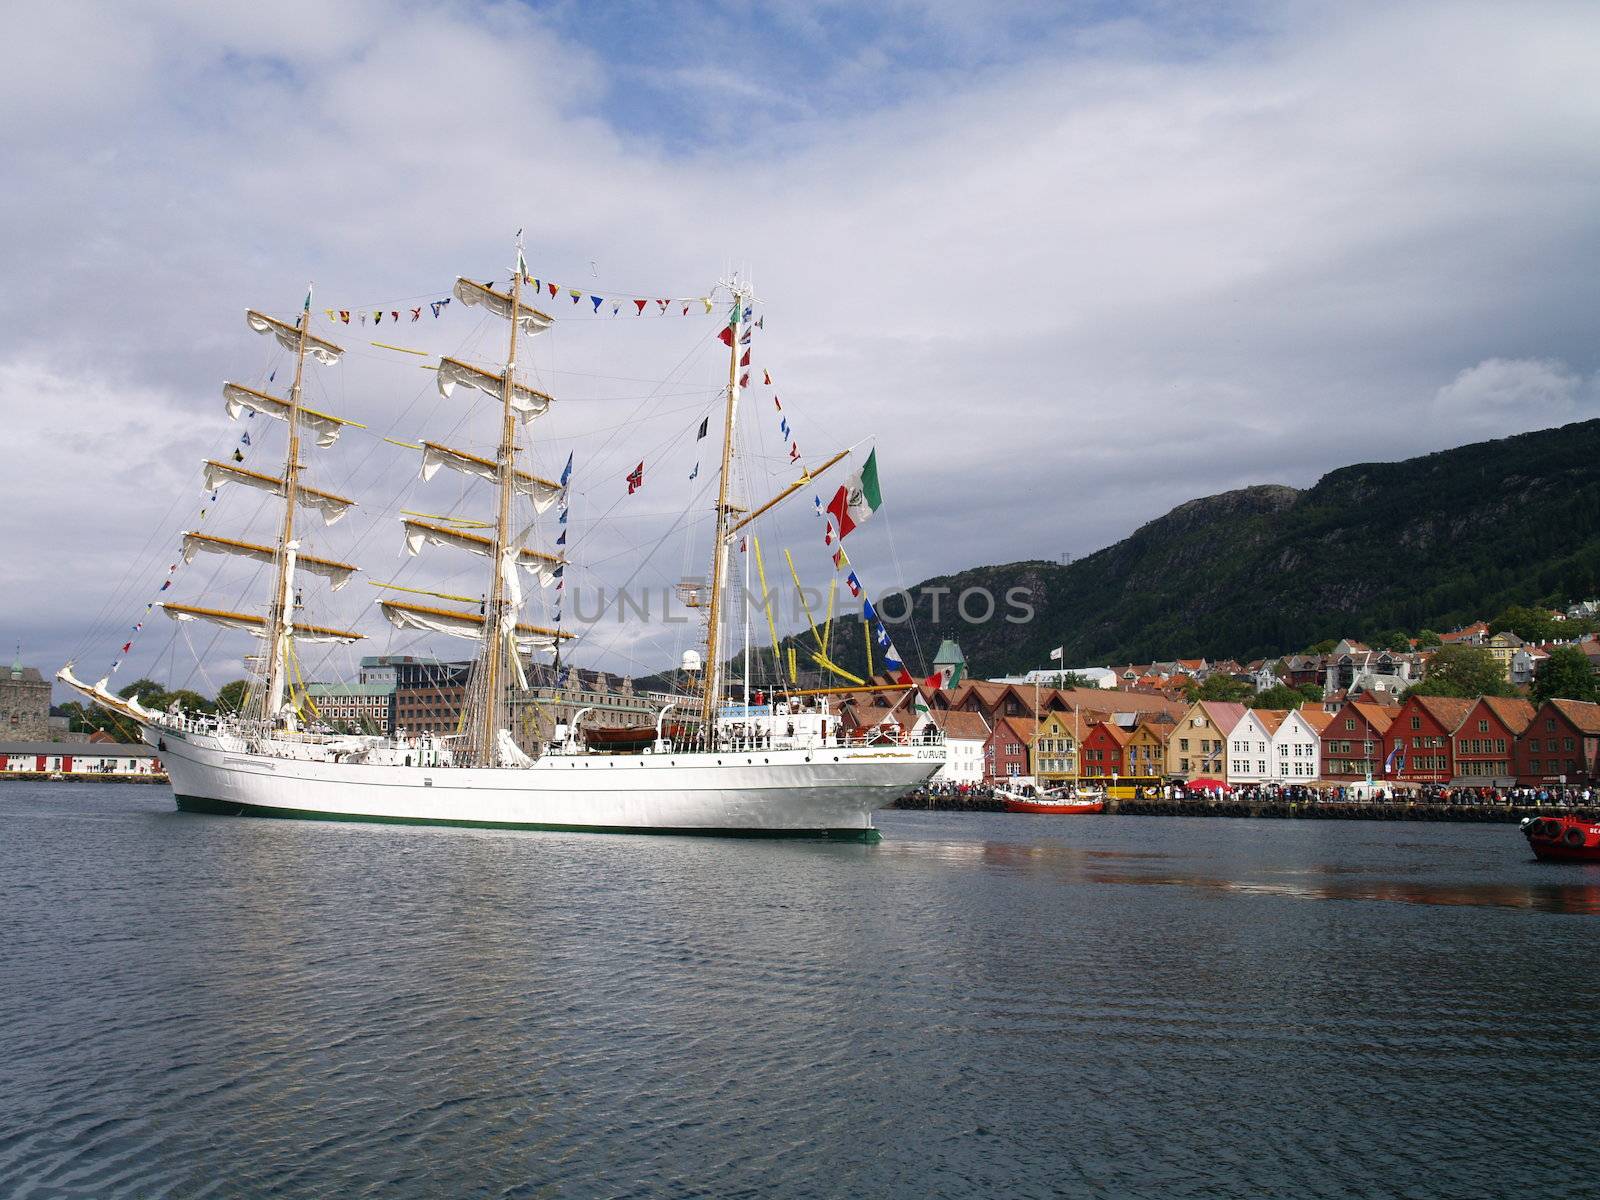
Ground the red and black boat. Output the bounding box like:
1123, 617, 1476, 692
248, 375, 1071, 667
1522, 815, 1600, 862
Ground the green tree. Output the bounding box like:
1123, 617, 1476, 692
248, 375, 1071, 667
1416, 629, 1443, 648
1409, 645, 1514, 698
117, 678, 167, 708
1371, 630, 1412, 652
1053, 672, 1099, 690
164, 688, 215, 715
1295, 682, 1325, 702
1185, 674, 1252, 703
215, 679, 252, 713
1247, 685, 1306, 710
1305, 639, 1337, 656
1530, 646, 1600, 703
1490, 604, 1558, 644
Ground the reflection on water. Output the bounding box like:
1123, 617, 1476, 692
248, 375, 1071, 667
3, 786, 1600, 1200
887, 836, 1600, 914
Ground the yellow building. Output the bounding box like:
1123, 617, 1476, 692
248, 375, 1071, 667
1483, 631, 1524, 681
1165, 700, 1248, 780
1123, 719, 1171, 778
1031, 709, 1084, 784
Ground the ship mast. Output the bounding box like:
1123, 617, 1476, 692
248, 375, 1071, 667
477, 240, 527, 764
262, 288, 315, 722
700, 285, 749, 727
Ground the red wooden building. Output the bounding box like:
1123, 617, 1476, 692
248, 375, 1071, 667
1384, 696, 1475, 785
1451, 697, 1534, 784
984, 715, 1037, 784
1320, 700, 1400, 780
1080, 720, 1131, 778
1515, 699, 1600, 784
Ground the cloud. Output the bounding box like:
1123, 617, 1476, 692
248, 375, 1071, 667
1431, 357, 1599, 437
6, 0, 1600, 688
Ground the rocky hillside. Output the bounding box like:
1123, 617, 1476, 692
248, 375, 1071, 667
807, 418, 1600, 677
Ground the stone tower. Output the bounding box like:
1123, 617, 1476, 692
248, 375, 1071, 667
2, 651, 51, 740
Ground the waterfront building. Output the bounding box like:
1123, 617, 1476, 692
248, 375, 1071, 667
1386, 695, 1475, 785
2, 656, 51, 740
1321, 699, 1399, 780
1080, 718, 1131, 779
927, 709, 989, 785
299, 681, 396, 734
1270, 709, 1323, 780
984, 715, 1036, 783
392, 659, 473, 737
1226, 709, 1281, 785
1031, 709, 1084, 784
1123, 716, 1171, 778
509, 665, 656, 752
1451, 696, 1533, 784
1165, 701, 1246, 780
1515, 699, 1600, 785
0, 741, 163, 776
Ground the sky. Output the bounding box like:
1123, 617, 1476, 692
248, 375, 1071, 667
5, 0, 1600, 694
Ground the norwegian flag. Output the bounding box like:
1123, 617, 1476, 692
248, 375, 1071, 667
626, 462, 644, 494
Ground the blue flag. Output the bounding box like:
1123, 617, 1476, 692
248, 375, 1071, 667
560, 451, 573, 487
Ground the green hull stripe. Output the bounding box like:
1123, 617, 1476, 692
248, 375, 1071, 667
173, 794, 882, 843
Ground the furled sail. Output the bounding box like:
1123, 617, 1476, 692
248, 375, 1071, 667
378, 600, 564, 652
245, 310, 345, 365
160, 602, 363, 644
180, 532, 359, 591
452, 278, 554, 336
402, 518, 564, 586
223, 383, 364, 448
435, 357, 553, 420
418, 441, 563, 511
201, 460, 356, 525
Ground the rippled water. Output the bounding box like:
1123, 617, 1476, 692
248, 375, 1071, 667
3, 783, 1598, 1198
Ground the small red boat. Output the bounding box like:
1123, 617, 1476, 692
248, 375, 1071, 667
1522, 815, 1600, 862
1002, 794, 1106, 815
998, 780, 1105, 814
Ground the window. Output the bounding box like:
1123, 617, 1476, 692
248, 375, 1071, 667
1565, 738, 1575, 751
1478, 720, 1488, 733
1411, 716, 1421, 730
1345, 718, 1356, 731
1529, 738, 1541, 752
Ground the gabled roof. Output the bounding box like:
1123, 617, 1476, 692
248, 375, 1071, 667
1197, 701, 1249, 734
1477, 696, 1535, 734
1252, 709, 1289, 735
930, 709, 989, 741
993, 715, 1038, 744
1349, 700, 1398, 733
1546, 698, 1600, 735
1297, 708, 1335, 734
1408, 695, 1477, 732
1087, 720, 1133, 746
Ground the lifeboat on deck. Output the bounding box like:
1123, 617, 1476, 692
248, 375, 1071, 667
1521, 815, 1600, 862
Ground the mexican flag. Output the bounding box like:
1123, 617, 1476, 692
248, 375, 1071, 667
826, 449, 882, 540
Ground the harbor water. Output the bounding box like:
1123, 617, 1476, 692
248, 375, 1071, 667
3, 782, 1597, 1198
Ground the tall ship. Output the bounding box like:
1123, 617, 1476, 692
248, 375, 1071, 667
61, 241, 944, 839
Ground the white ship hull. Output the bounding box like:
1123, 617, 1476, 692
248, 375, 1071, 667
148, 725, 942, 841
